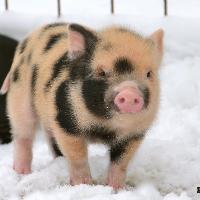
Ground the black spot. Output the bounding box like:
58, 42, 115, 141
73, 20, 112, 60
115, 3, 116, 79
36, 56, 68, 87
40, 23, 67, 38
69, 23, 98, 58
13, 68, 19, 82
82, 79, 111, 119
110, 140, 128, 163
19, 38, 28, 54
86, 125, 116, 143
28, 52, 32, 64
31, 65, 38, 91
117, 27, 142, 38
19, 57, 25, 65
45, 52, 69, 93
110, 132, 146, 163
43, 22, 67, 32
44, 33, 66, 52
114, 57, 133, 75
12, 57, 25, 83
140, 86, 150, 108
30, 65, 38, 111
55, 81, 79, 134
51, 137, 63, 157
102, 43, 112, 52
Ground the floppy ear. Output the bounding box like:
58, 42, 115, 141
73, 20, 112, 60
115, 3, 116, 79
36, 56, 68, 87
148, 29, 164, 63
68, 24, 97, 59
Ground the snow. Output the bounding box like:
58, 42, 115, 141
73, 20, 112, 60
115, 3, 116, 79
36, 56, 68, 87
0, 0, 200, 199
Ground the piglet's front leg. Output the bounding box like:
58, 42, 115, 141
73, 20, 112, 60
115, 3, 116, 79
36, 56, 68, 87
106, 139, 143, 191
105, 163, 126, 190
54, 131, 91, 185
69, 159, 91, 185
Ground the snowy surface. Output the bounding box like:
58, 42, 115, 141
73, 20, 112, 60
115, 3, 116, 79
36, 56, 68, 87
0, 0, 200, 199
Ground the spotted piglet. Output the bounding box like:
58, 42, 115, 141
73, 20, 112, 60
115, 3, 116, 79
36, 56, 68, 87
1, 23, 164, 191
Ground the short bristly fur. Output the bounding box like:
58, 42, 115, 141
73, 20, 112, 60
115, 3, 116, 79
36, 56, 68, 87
4, 23, 164, 191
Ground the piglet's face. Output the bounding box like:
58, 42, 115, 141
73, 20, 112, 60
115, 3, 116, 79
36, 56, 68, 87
81, 27, 164, 121
68, 25, 163, 122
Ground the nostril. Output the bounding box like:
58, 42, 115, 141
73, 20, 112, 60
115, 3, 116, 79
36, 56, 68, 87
119, 98, 125, 104
134, 99, 139, 104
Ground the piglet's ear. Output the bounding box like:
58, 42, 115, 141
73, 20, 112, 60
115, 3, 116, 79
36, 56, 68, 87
68, 24, 98, 59
68, 27, 86, 58
148, 29, 164, 60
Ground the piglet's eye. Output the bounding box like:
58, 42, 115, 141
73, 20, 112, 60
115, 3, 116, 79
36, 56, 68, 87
147, 71, 154, 78
95, 68, 106, 77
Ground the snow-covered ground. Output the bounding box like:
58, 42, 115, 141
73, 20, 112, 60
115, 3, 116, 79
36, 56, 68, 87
0, 0, 200, 199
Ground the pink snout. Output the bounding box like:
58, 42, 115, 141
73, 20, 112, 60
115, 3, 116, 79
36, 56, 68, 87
114, 89, 144, 114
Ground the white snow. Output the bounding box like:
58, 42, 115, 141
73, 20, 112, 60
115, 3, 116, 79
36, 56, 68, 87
0, 0, 200, 199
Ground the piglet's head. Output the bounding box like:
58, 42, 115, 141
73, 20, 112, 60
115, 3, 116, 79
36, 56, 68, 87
67, 24, 164, 124
86, 26, 164, 122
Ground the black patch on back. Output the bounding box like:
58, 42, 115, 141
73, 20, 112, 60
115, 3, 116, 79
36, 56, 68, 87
43, 22, 67, 32
45, 52, 69, 93
69, 23, 98, 58
20, 57, 25, 65
55, 81, 79, 134
19, 38, 28, 54
110, 131, 146, 163
31, 65, 38, 92
31, 65, 38, 100
12, 58, 25, 83
51, 137, 63, 157
30, 65, 38, 111
86, 125, 116, 143
44, 33, 66, 52
28, 52, 32, 64
114, 57, 133, 75
13, 67, 19, 82
82, 79, 111, 119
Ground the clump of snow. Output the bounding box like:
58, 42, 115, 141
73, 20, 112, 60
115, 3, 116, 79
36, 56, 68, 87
1, 1, 200, 199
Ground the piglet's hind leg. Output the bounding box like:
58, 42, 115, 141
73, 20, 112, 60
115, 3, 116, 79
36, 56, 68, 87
13, 138, 34, 174
12, 121, 37, 175
7, 88, 37, 174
